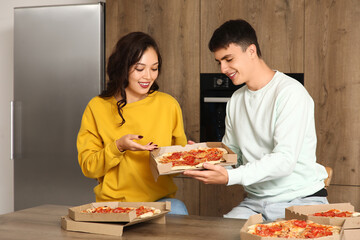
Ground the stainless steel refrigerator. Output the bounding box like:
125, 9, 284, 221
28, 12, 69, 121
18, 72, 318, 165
13, 3, 105, 210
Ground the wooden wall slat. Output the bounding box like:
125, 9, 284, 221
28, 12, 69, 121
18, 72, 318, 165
106, 0, 201, 215
327, 185, 360, 210
305, 0, 360, 188
106, 0, 201, 142
105, 0, 119, 67
199, 184, 245, 217
173, 176, 200, 215
200, 0, 304, 73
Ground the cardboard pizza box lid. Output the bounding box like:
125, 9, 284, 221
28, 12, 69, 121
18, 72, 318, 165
285, 203, 360, 229
149, 142, 237, 180
239, 214, 342, 240
61, 215, 125, 236
68, 201, 170, 223
342, 228, 360, 240
240, 214, 264, 240
61, 213, 167, 236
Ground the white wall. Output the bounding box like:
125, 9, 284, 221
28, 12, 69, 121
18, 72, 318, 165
0, 0, 105, 214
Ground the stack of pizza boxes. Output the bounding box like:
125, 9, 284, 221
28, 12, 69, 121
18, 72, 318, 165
285, 203, 360, 240
61, 201, 171, 236
149, 142, 237, 181
240, 203, 359, 240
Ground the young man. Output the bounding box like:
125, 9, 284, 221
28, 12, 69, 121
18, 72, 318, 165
183, 19, 328, 221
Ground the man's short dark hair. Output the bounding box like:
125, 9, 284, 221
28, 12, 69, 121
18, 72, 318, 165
208, 19, 262, 57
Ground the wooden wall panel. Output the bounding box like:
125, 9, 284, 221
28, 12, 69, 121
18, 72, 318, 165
327, 185, 360, 209
106, 0, 201, 216
305, 0, 360, 186
305, 0, 360, 211
199, 184, 246, 217
106, 0, 359, 216
106, 0, 201, 141
173, 176, 200, 215
200, 0, 304, 73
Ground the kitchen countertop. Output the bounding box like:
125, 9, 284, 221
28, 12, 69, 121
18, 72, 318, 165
0, 204, 246, 239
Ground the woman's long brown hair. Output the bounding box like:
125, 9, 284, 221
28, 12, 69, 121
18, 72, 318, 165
100, 32, 162, 126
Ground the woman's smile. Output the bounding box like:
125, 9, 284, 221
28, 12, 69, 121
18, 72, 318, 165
139, 81, 150, 88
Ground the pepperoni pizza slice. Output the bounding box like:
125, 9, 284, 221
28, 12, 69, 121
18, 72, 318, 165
155, 147, 228, 170
310, 209, 360, 218
82, 205, 161, 219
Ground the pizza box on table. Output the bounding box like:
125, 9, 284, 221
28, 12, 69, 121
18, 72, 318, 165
62, 201, 170, 236
61, 211, 166, 237
240, 214, 342, 240
285, 203, 360, 229
68, 201, 170, 222
149, 142, 237, 180
285, 203, 360, 240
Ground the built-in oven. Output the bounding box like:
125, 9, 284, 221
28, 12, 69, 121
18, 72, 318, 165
200, 73, 304, 142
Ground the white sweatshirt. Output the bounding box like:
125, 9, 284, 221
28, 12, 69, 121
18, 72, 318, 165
223, 71, 328, 202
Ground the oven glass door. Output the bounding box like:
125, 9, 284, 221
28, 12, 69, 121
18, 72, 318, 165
199, 72, 304, 142
200, 97, 230, 142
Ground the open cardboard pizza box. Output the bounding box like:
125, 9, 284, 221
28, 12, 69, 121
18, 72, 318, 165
285, 203, 360, 240
240, 214, 342, 240
149, 142, 237, 180
68, 201, 170, 223
61, 212, 166, 237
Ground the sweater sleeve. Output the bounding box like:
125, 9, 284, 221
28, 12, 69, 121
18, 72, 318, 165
227, 85, 314, 186
76, 103, 125, 179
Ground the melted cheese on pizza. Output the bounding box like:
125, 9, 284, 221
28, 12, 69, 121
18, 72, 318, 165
247, 219, 340, 238
155, 147, 228, 170
311, 208, 360, 218
81, 205, 161, 219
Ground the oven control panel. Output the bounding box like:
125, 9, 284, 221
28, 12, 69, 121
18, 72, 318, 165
200, 73, 243, 91
214, 76, 229, 88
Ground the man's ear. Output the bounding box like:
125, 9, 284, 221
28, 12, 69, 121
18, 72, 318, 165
247, 44, 257, 58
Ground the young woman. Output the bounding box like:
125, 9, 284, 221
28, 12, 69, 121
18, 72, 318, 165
77, 32, 188, 214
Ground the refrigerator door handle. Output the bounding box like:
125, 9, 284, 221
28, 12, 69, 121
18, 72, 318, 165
203, 97, 231, 103
10, 101, 14, 160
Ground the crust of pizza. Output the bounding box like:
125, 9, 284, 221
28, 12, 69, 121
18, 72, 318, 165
170, 159, 225, 170
170, 165, 198, 170
353, 212, 360, 217
139, 208, 161, 219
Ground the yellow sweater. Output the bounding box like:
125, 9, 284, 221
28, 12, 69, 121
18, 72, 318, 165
77, 91, 187, 202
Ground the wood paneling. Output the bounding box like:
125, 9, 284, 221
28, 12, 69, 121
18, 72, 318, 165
327, 185, 360, 209
174, 176, 246, 217
106, 0, 360, 216
200, 0, 304, 73
200, 184, 245, 217
305, 0, 360, 186
173, 176, 200, 215
106, 0, 201, 141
